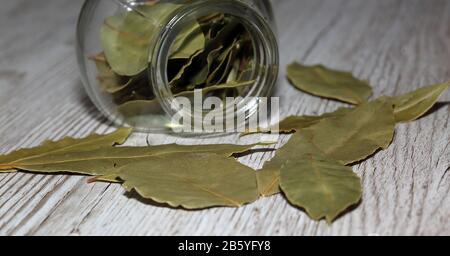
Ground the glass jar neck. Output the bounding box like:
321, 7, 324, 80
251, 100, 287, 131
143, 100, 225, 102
148, 0, 279, 127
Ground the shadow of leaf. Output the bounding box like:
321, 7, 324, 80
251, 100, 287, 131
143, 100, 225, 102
417, 101, 450, 120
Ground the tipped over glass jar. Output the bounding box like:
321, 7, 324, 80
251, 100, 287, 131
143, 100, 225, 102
77, 0, 279, 133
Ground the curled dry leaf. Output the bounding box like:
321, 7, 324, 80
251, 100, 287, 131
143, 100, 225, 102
117, 80, 255, 121
256, 98, 395, 198
280, 156, 361, 223
90, 53, 133, 93
101, 4, 181, 76
391, 82, 450, 122
0, 128, 132, 173
0, 128, 259, 178
169, 21, 206, 60
286, 62, 373, 104
118, 152, 259, 209
302, 98, 396, 165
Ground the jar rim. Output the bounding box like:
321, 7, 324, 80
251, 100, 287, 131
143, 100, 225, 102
149, 0, 279, 132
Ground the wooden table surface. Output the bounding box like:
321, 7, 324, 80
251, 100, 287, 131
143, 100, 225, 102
0, 0, 449, 236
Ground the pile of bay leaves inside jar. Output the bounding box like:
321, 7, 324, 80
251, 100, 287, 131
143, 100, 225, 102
89, 2, 256, 127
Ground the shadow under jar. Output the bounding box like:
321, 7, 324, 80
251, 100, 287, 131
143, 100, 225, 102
77, 0, 279, 133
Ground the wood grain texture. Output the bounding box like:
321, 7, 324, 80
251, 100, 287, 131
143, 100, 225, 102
0, 0, 449, 235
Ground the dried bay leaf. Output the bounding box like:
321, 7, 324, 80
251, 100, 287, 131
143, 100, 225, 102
287, 63, 373, 104
261, 128, 362, 222
118, 152, 259, 209
89, 53, 133, 93
0, 125, 262, 176
278, 131, 362, 222
118, 80, 255, 119
255, 132, 321, 197
169, 49, 204, 89
188, 45, 224, 88
110, 76, 155, 105
206, 39, 239, 85
256, 163, 282, 197
256, 131, 318, 197
280, 156, 362, 223
178, 80, 255, 97
169, 22, 206, 60
101, 3, 180, 76
0, 128, 263, 209
0, 128, 132, 173
390, 82, 450, 122
299, 98, 396, 165
117, 99, 164, 119
256, 99, 395, 197
0, 134, 260, 177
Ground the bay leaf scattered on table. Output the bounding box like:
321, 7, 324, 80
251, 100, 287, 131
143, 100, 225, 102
276, 129, 361, 222
299, 98, 396, 165
118, 152, 259, 209
280, 155, 362, 223
390, 82, 450, 122
0, 128, 132, 173
256, 98, 395, 197
0, 126, 266, 209
286, 62, 373, 104
0, 131, 260, 177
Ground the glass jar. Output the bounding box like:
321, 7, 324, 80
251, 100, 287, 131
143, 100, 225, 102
77, 0, 279, 133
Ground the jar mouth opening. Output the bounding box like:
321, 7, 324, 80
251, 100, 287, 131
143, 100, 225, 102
150, 0, 279, 132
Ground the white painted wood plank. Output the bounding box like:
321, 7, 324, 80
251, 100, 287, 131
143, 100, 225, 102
0, 0, 449, 235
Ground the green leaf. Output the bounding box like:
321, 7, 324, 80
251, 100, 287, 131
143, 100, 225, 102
206, 39, 239, 85
169, 49, 205, 89
118, 80, 255, 120
89, 53, 133, 93
256, 164, 281, 197
391, 82, 450, 122
189, 17, 240, 87
169, 22, 206, 60
286, 63, 373, 104
0, 128, 263, 209
299, 98, 396, 165
280, 155, 362, 223
0, 128, 132, 173
268, 129, 361, 222
256, 99, 395, 197
118, 152, 259, 209
101, 3, 179, 76
0, 133, 259, 177
189, 45, 224, 87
